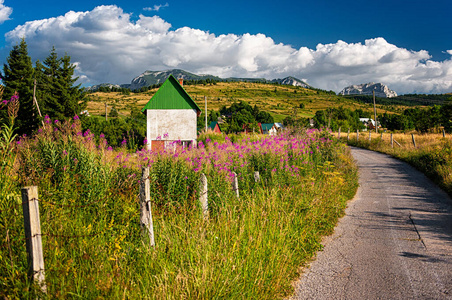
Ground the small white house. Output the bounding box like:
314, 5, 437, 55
141, 75, 201, 151
261, 123, 284, 135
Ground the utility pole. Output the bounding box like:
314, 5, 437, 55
205, 96, 207, 132
373, 90, 378, 133
105, 102, 108, 121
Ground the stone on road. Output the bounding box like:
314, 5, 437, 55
291, 147, 452, 299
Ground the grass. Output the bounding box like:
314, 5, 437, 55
0, 113, 359, 299
345, 131, 452, 196
86, 81, 399, 121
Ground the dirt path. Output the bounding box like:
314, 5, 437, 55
290, 147, 452, 299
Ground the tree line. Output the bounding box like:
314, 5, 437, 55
288, 104, 452, 133
0, 39, 86, 135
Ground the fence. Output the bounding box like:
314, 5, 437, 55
340, 128, 449, 149
16, 168, 262, 292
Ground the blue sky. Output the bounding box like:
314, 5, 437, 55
1, 0, 451, 94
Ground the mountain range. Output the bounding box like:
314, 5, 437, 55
87, 69, 400, 99
87, 69, 312, 91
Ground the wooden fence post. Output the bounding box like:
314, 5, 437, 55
347, 128, 350, 141
391, 133, 393, 148
338, 127, 341, 139
411, 133, 416, 148
369, 131, 371, 141
443, 129, 446, 138
199, 173, 208, 219
356, 130, 359, 142
140, 167, 155, 247
232, 172, 239, 199
21, 186, 47, 294
254, 171, 260, 183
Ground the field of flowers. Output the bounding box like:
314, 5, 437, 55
1, 101, 358, 298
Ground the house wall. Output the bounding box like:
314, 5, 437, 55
146, 109, 198, 149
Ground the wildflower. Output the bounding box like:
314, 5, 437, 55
163, 133, 169, 138
44, 115, 51, 124
100, 133, 105, 139
73, 115, 80, 120
121, 139, 127, 146
83, 130, 91, 137
54, 119, 59, 124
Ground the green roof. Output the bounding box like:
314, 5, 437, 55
261, 123, 274, 131
141, 75, 201, 113
209, 121, 217, 129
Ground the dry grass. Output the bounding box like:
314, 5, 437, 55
86, 82, 402, 122
344, 130, 452, 196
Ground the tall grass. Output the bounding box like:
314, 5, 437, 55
346, 131, 452, 195
0, 112, 358, 299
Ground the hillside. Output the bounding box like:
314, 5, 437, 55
86, 81, 409, 122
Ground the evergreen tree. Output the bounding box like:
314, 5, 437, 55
36, 47, 86, 120
0, 38, 38, 135
59, 53, 87, 117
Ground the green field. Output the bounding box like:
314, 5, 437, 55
86, 82, 405, 122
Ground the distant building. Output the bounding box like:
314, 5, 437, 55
141, 75, 201, 151
242, 123, 263, 134
208, 121, 222, 133
359, 118, 380, 130
261, 123, 284, 135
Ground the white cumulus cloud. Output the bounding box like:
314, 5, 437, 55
5, 5, 452, 94
0, 0, 12, 24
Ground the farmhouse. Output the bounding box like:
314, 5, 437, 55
141, 75, 201, 151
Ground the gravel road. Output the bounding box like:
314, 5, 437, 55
291, 147, 452, 299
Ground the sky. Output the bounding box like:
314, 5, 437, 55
0, 0, 451, 94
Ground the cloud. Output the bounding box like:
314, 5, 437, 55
0, 0, 12, 24
5, 5, 452, 94
143, 3, 169, 12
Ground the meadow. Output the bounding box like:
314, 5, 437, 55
86, 82, 398, 122
0, 109, 358, 298
345, 131, 452, 196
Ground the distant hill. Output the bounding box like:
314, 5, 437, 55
339, 82, 397, 98
88, 69, 312, 91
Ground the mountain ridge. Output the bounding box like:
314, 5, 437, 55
87, 69, 312, 91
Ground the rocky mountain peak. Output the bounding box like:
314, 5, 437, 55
339, 82, 397, 98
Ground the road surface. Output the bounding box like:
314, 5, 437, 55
291, 147, 452, 299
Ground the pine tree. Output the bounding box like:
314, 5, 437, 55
59, 53, 87, 117
39, 47, 63, 119
36, 47, 86, 120
0, 38, 38, 135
